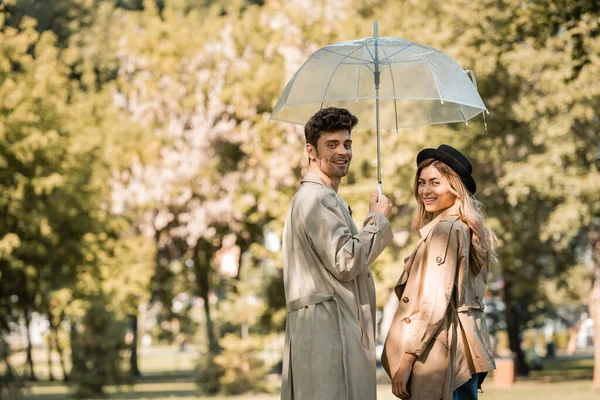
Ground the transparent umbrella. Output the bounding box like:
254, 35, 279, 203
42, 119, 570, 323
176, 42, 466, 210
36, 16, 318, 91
270, 22, 487, 196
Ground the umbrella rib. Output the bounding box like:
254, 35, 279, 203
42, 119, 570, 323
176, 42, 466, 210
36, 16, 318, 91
365, 42, 376, 63
363, 45, 418, 69
276, 49, 328, 111
457, 102, 468, 124
377, 43, 418, 63
379, 45, 399, 134
320, 48, 362, 109
361, 44, 377, 75
321, 47, 365, 63
356, 42, 366, 101
424, 54, 444, 102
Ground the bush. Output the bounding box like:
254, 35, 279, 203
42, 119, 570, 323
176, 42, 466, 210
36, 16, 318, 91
195, 353, 223, 396
552, 331, 570, 351
70, 300, 128, 399
214, 333, 274, 395
0, 370, 24, 400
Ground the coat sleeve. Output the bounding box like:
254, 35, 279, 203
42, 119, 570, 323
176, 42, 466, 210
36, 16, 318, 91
403, 221, 464, 356
302, 190, 393, 282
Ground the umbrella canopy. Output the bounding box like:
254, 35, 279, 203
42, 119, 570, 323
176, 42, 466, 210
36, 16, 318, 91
271, 36, 487, 131
271, 22, 487, 195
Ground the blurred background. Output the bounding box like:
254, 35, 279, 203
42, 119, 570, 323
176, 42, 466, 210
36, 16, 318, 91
0, 0, 598, 399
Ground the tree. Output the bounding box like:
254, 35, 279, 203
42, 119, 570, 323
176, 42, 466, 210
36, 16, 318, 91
0, 11, 106, 381
83, 0, 302, 355
493, 4, 600, 385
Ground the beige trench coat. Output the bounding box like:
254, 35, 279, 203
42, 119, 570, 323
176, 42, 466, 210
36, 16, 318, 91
281, 172, 393, 400
381, 205, 495, 400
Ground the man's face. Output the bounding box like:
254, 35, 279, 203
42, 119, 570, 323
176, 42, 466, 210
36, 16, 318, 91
308, 130, 353, 179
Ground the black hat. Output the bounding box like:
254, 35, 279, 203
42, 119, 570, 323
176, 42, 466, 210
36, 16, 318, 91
416, 144, 477, 194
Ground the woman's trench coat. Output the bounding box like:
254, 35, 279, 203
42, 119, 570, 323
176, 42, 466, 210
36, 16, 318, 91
381, 205, 495, 400
281, 172, 393, 400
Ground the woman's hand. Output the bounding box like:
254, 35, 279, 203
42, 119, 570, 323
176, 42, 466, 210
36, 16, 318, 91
392, 352, 418, 399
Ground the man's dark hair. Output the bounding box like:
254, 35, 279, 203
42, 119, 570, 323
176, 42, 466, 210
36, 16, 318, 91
304, 107, 359, 148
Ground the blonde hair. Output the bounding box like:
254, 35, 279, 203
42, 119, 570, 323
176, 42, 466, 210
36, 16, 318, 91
411, 158, 497, 275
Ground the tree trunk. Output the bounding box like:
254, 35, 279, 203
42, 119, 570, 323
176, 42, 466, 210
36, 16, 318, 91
1, 336, 15, 380
200, 283, 219, 354
4, 355, 15, 381
46, 334, 55, 381
128, 314, 141, 377
503, 279, 529, 377
24, 310, 37, 381
49, 317, 69, 381
69, 321, 78, 377
196, 240, 220, 355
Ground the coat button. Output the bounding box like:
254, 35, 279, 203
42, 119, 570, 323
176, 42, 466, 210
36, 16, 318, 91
405, 317, 411, 324
402, 297, 409, 303
436, 256, 442, 263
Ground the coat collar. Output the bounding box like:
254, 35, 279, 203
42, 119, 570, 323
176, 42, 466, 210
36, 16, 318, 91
301, 171, 327, 186
300, 172, 352, 216
418, 204, 459, 239
301, 172, 336, 192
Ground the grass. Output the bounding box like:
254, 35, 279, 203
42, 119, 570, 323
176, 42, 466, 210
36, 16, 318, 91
527, 356, 594, 381
8, 348, 598, 400
6, 345, 199, 380
19, 380, 600, 400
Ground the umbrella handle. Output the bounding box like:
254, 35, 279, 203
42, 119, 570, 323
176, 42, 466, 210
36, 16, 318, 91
377, 183, 382, 201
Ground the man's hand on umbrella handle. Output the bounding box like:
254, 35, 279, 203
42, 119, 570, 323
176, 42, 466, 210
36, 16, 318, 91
369, 189, 392, 219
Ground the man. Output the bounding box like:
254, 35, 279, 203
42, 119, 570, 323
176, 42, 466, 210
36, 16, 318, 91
281, 107, 394, 400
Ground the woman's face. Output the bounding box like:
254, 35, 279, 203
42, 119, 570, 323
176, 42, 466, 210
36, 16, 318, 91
417, 165, 456, 215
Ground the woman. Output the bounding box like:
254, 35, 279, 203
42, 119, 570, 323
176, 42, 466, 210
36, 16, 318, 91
381, 144, 496, 400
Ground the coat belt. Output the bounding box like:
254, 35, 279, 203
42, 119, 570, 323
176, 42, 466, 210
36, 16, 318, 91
286, 292, 334, 312
456, 305, 484, 313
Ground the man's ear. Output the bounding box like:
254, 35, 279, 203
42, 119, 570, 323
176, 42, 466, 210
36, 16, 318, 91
306, 143, 317, 162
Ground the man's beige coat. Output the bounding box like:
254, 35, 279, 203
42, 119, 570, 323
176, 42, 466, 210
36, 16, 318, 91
281, 172, 393, 400
382, 205, 495, 400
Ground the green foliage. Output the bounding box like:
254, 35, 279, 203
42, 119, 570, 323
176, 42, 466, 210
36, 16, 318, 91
70, 299, 129, 398
214, 333, 274, 395
552, 331, 570, 352
259, 269, 287, 332
195, 353, 223, 396
0, 7, 107, 334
